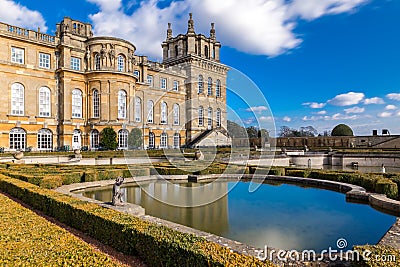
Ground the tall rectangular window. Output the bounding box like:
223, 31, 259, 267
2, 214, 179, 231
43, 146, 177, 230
11, 83, 24, 115
93, 89, 100, 118
134, 70, 140, 79
11, 47, 24, 64
160, 78, 167, 90
39, 87, 51, 117
39, 53, 50, 69
173, 80, 179, 91
147, 75, 153, 87
70, 57, 81, 71
72, 89, 83, 118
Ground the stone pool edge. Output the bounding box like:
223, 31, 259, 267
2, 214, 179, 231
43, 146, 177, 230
56, 174, 400, 265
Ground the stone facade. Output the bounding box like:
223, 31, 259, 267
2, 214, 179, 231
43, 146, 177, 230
0, 14, 229, 151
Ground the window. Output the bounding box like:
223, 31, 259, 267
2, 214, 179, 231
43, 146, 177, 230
160, 78, 167, 90
39, 53, 50, 69
147, 75, 153, 87
118, 129, 129, 149
161, 102, 168, 124
117, 55, 125, 71
207, 77, 213, 96
147, 100, 154, 123
174, 133, 180, 149
39, 87, 51, 117
160, 133, 168, 149
11, 47, 24, 64
148, 132, 155, 149
70, 57, 81, 70
95, 54, 101, 70
37, 129, 52, 151
118, 90, 127, 119
9, 128, 26, 150
198, 106, 204, 126
11, 83, 24, 115
173, 80, 179, 91
173, 104, 180, 125
90, 130, 99, 149
205, 45, 209, 59
72, 89, 82, 118
92, 89, 100, 118
216, 108, 221, 128
198, 75, 203, 94
135, 97, 142, 122
134, 70, 140, 79
208, 107, 213, 128
216, 80, 221, 97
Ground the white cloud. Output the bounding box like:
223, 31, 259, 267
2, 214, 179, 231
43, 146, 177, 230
327, 92, 365, 106
329, 113, 358, 120
287, 0, 367, 20
246, 106, 269, 114
87, 0, 368, 58
387, 93, 400, 101
385, 105, 397, 110
344, 106, 365, 114
282, 116, 291, 122
258, 116, 273, 122
363, 97, 385, 105
316, 110, 327, 115
0, 0, 47, 31
378, 111, 393, 118
302, 102, 326, 108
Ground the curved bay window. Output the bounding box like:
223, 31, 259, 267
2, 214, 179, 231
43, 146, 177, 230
37, 129, 52, 151
9, 128, 26, 151
118, 129, 129, 149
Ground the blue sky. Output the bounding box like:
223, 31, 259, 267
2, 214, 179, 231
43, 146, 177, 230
1, 0, 399, 136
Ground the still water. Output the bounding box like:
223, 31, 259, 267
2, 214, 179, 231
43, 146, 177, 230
81, 181, 396, 251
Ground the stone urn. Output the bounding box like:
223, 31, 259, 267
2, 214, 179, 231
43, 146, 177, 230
74, 149, 81, 155
13, 151, 24, 160
194, 150, 204, 160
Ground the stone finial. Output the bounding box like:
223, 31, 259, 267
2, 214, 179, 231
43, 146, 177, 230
187, 13, 195, 33
210, 22, 216, 39
167, 22, 172, 39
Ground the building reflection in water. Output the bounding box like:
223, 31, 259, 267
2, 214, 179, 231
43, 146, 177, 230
84, 181, 230, 235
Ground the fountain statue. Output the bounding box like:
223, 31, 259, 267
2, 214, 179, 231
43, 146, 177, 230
112, 176, 125, 206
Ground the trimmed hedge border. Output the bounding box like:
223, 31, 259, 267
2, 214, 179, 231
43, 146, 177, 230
0, 174, 275, 267
0, 193, 126, 267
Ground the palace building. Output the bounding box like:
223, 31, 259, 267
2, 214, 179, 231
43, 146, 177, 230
0, 14, 230, 151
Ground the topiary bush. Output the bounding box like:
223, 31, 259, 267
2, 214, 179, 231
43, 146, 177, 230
375, 178, 398, 199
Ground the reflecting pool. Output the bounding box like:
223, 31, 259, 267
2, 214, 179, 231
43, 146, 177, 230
81, 180, 396, 251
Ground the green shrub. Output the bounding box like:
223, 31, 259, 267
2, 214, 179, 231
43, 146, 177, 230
375, 178, 398, 199
39, 175, 63, 189
0, 174, 275, 267
286, 169, 310, 178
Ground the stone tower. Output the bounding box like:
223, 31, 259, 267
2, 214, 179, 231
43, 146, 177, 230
162, 14, 229, 145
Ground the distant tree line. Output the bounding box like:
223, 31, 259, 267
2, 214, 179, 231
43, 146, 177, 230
227, 120, 270, 139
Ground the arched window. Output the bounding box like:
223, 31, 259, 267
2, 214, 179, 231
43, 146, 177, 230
72, 89, 82, 118
39, 87, 51, 117
216, 108, 221, 128
147, 100, 154, 123
161, 102, 167, 124
173, 104, 179, 125
94, 53, 101, 70
198, 75, 203, 94
118, 129, 129, 149
90, 130, 99, 149
198, 106, 204, 126
175, 45, 179, 57
117, 55, 125, 72
11, 83, 24, 115
216, 79, 221, 97
208, 107, 213, 129
207, 77, 213, 96
9, 128, 26, 150
173, 133, 180, 149
92, 89, 100, 118
72, 129, 81, 150
118, 90, 127, 119
148, 132, 155, 149
38, 128, 52, 151
205, 45, 209, 59
135, 97, 142, 122
160, 132, 168, 149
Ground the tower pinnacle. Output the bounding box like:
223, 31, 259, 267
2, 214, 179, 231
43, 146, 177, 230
187, 13, 195, 34
167, 23, 172, 39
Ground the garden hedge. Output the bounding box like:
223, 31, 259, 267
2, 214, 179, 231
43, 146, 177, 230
0, 174, 275, 267
0, 193, 126, 267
